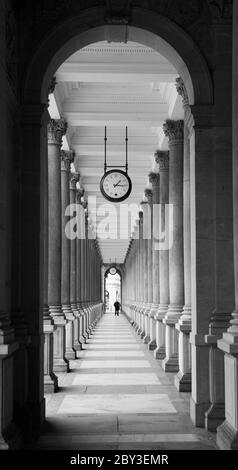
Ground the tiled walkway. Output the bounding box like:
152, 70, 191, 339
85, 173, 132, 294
31, 313, 217, 450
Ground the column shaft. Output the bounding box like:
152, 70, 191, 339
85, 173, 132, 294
162, 120, 184, 372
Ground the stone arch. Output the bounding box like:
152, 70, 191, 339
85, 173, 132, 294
22, 7, 213, 106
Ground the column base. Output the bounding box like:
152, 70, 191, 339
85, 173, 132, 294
143, 335, 150, 344
73, 340, 82, 351
154, 345, 166, 360
65, 349, 77, 360
174, 370, 191, 392
44, 373, 58, 394
190, 396, 210, 427
148, 339, 156, 351
80, 335, 87, 344
205, 403, 225, 432
162, 354, 179, 372
0, 424, 22, 450
217, 420, 238, 450
53, 358, 69, 373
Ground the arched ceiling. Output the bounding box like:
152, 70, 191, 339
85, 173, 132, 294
49, 40, 183, 263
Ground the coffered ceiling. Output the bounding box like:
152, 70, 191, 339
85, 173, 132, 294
49, 41, 183, 263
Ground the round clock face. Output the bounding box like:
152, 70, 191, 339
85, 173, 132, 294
100, 169, 132, 202
109, 267, 117, 275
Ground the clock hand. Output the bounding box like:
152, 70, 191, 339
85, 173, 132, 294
113, 180, 121, 187
115, 184, 127, 187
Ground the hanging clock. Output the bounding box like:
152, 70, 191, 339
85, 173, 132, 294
109, 266, 117, 275
100, 127, 132, 203
100, 169, 132, 203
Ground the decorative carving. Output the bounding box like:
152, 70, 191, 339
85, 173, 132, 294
61, 150, 74, 171
48, 76, 57, 95
70, 172, 80, 190
47, 118, 67, 145
154, 150, 169, 172
175, 77, 189, 107
144, 188, 152, 202
163, 120, 184, 143
76, 188, 85, 204
138, 210, 143, 219
148, 172, 160, 186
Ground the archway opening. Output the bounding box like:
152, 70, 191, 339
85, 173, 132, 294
19, 8, 215, 449
104, 271, 122, 313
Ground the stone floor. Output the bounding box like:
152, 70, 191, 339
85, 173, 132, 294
27, 313, 218, 450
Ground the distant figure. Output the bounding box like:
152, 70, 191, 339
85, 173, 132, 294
114, 300, 121, 316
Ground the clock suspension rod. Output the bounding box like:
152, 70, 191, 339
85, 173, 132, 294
125, 126, 128, 173
104, 126, 107, 173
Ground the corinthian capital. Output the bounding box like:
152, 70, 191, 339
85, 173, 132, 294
76, 188, 85, 204
154, 150, 169, 172
144, 188, 152, 203
148, 172, 160, 186
48, 118, 67, 145
175, 77, 189, 107
163, 120, 184, 143
70, 172, 80, 190
61, 150, 75, 171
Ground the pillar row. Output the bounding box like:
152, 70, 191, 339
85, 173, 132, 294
47, 118, 69, 373
162, 119, 184, 373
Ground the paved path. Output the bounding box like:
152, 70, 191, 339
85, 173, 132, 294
30, 313, 217, 450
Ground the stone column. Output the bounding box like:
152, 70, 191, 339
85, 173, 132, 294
76, 190, 86, 344
162, 120, 184, 372
47, 118, 69, 372
61, 150, 76, 360
149, 171, 164, 359
144, 189, 154, 348
43, 106, 58, 393
155, 154, 170, 360
174, 79, 192, 392
141, 198, 150, 343
137, 210, 144, 335
69, 173, 82, 351
217, 0, 238, 449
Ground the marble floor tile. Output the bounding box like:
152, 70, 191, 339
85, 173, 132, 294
82, 350, 145, 357
32, 313, 218, 451
86, 344, 140, 349
79, 360, 151, 369
73, 372, 160, 386
57, 394, 176, 414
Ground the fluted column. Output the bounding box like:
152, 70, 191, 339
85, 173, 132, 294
149, 171, 164, 359
174, 80, 192, 392
61, 150, 76, 360
155, 154, 170, 361
144, 189, 154, 348
76, 189, 86, 344
47, 118, 69, 372
162, 120, 184, 372
43, 109, 58, 393
69, 173, 82, 351
141, 198, 150, 343
217, 0, 238, 449
137, 210, 144, 335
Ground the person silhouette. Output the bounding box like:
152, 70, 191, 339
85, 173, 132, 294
114, 300, 121, 316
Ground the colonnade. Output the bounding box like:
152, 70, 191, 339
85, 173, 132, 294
122, 62, 237, 448
43, 117, 103, 393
